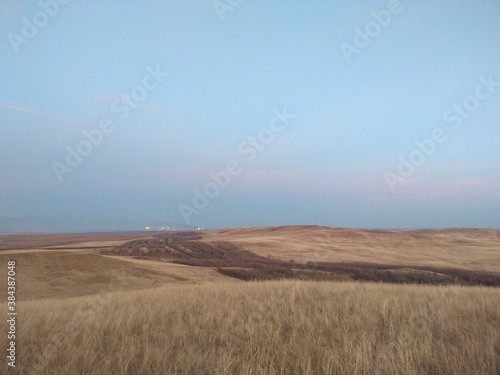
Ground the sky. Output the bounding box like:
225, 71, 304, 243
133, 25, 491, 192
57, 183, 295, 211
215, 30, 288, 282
0, 0, 499, 232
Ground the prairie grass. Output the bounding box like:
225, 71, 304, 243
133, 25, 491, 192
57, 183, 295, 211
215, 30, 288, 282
12, 280, 500, 375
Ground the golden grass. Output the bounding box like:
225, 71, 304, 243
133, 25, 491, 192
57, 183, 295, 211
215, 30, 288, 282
204, 225, 500, 272
106, 255, 234, 284
0, 251, 231, 301
12, 281, 500, 375
3, 228, 500, 374
0, 232, 149, 250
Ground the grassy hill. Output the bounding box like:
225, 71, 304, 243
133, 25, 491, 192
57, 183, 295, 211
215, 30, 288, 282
1, 226, 499, 374
15, 281, 500, 374
204, 225, 500, 272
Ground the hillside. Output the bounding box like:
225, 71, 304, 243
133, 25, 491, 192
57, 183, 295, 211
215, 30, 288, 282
98, 226, 500, 286
1, 227, 500, 374
2, 226, 500, 301
204, 225, 500, 272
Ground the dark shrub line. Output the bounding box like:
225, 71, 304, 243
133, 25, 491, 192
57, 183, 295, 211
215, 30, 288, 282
102, 233, 500, 287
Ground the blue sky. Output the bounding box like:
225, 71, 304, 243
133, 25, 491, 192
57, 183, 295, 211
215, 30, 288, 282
1, 0, 499, 231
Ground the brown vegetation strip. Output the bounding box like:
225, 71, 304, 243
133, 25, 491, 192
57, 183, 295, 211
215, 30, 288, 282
102, 232, 500, 287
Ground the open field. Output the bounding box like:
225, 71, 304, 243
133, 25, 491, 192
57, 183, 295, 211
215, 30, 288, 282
204, 225, 500, 272
0, 251, 232, 301
12, 281, 500, 375
1, 225, 499, 299
1, 226, 499, 374
101, 228, 500, 286
0, 232, 148, 250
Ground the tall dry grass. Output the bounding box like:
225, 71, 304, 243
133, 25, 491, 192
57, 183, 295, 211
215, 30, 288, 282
12, 281, 500, 374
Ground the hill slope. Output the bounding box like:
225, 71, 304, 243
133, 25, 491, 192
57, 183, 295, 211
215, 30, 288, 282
204, 225, 500, 272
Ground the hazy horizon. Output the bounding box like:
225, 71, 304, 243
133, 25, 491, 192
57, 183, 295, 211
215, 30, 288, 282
1, 0, 499, 232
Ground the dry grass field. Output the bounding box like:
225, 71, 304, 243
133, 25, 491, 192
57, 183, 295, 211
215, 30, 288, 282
1, 226, 499, 374
0, 250, 232, 301
11, 281, 500, 375
204, 226, 500, 272
0, 232, 147, 251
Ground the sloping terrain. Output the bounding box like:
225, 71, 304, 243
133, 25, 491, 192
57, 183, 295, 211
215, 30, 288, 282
3, 227, 499, 375
101, 227, 500, 286
0, 248, 231, 301
2, 226, 500, 301
203, 225, 500, 272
